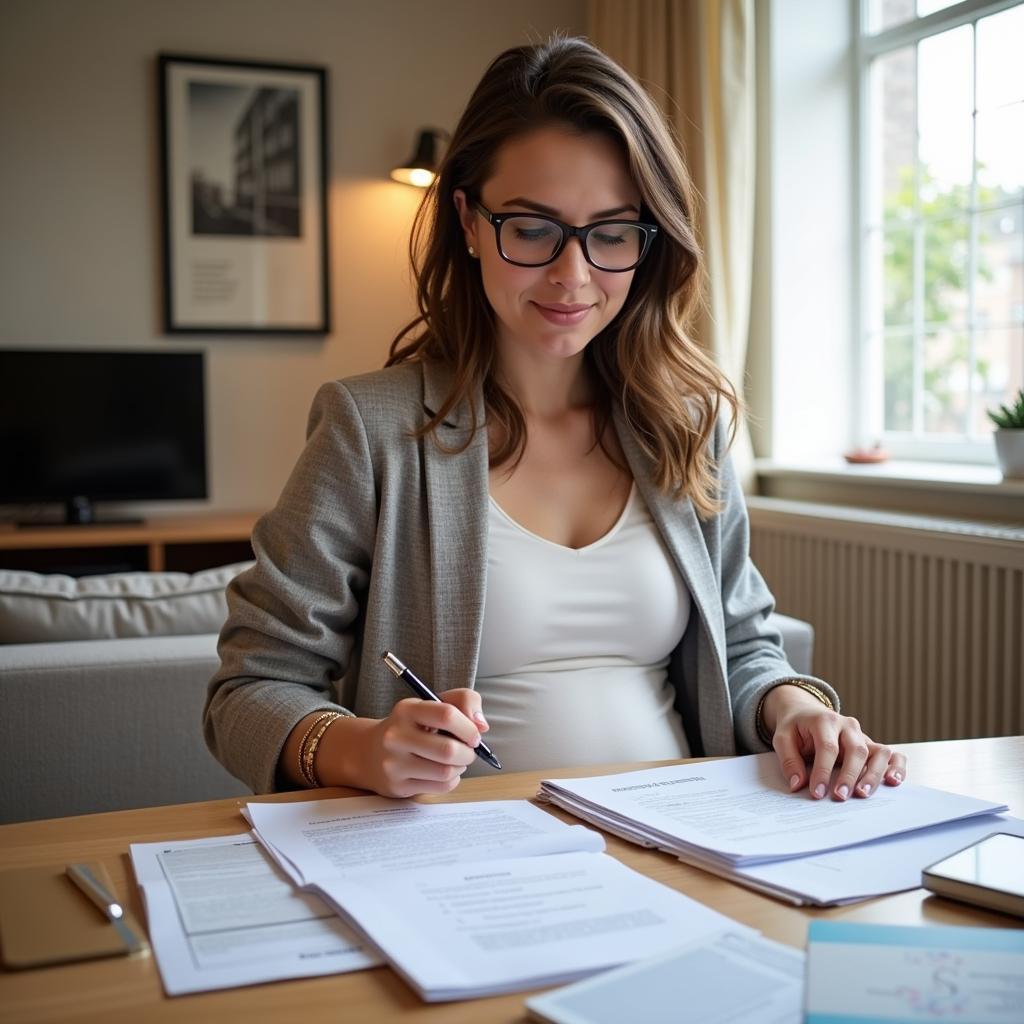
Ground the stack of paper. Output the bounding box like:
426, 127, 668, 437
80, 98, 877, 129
539, 753, 1011, 906
729, 812, 1024, 906
244, 796, 750, 1001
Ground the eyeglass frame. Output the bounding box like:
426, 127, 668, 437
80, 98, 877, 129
469, 199, 659, 272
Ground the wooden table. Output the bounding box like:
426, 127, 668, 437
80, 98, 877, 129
1, 737, 1021, 1023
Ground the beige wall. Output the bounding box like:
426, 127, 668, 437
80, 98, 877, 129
0, 0, 585, 517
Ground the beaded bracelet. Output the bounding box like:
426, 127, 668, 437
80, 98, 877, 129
301, 713, 345, 788
755, 680, 835, 747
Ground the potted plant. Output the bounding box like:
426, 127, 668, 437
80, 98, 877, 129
988, 387, 1024, 479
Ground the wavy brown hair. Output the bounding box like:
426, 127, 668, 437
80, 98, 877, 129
387, 35, 740, 518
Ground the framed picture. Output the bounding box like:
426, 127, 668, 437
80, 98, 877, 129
158, 54, 330, 334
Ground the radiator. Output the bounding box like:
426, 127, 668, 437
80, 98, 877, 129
746, 497, 1024, 743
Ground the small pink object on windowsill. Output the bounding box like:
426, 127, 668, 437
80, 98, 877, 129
843, 442, 890, 465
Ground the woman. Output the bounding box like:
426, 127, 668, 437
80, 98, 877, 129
205, 36, 906, 802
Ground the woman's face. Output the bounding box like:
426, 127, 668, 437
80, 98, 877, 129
455, 125, 643, 366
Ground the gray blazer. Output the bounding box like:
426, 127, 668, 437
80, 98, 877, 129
205, 360, 836, 794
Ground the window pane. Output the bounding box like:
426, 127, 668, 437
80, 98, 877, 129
975, 327, 1024, 435
863, 3, 1024, 458
976, 103, 1024, 202
977, 5, 1024, 112
884, 330, 915, 430
883, 225, 915, 326
867, 0, 916, 34
975, 205, 1024, 330
874, 46, 917, 225
923, 214, 969, 327
918, 26, 972, 212
924, 329, 969, 433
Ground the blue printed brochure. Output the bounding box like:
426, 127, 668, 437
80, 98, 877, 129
804, 920, 1024, 1023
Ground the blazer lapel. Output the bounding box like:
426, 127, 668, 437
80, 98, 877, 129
421, 361, 490, 693
612, 408, 732, 744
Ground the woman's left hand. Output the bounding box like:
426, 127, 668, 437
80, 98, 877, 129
762, 684, 907, 800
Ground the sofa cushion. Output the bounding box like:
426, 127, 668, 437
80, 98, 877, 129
0, 562, 254, 643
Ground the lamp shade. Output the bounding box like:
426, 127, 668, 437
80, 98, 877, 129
390, 128, 446, 187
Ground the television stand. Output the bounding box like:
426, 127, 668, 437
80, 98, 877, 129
0, 512, 261, 575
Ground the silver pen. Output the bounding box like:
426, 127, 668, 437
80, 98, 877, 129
383, 651, 502, 770
67, 863, 148, 954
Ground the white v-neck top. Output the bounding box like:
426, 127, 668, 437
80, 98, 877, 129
470, 485, 692, 775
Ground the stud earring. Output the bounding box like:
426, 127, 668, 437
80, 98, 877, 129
468, 245, 477, 258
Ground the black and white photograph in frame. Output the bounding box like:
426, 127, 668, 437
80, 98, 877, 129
159, 54, 330, 334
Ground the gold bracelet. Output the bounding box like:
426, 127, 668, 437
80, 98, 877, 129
302, 713, 344, 788
297, 712, 337, 787
755, 680, 835, 747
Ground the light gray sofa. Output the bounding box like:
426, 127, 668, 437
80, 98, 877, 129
0, 563, 254, 825
0, 632, 248, 824
0, 564, 814, 824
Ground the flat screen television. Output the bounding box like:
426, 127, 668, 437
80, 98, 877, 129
0, 349, 207, 524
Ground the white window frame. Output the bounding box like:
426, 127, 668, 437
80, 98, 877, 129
854, 0, 1023, 465
765, 0, 855, 467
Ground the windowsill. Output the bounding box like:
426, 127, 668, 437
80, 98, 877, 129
754, 458, 1024, 523
756, 458, 1024, 494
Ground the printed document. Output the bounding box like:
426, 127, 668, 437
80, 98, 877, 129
129, 833, 379, 996
245, 797, 747, 1001
540, 753, 1007, 868
246, 796, 605, 887
319, 851, 746, 1001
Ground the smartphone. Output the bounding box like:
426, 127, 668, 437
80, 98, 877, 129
922, 832, 1024, 919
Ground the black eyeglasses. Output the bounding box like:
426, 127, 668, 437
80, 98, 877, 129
472, 200, 658, 272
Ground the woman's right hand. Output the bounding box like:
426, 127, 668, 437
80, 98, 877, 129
313, 690, 488, 798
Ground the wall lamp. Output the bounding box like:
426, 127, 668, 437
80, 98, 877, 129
390, 128, 449, 188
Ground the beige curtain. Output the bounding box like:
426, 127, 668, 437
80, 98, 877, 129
588, 0, 757, 490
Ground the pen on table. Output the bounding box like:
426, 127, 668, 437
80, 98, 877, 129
66, 863, 148, 954
382, 651, 502, 770
67, 862, 124, 921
